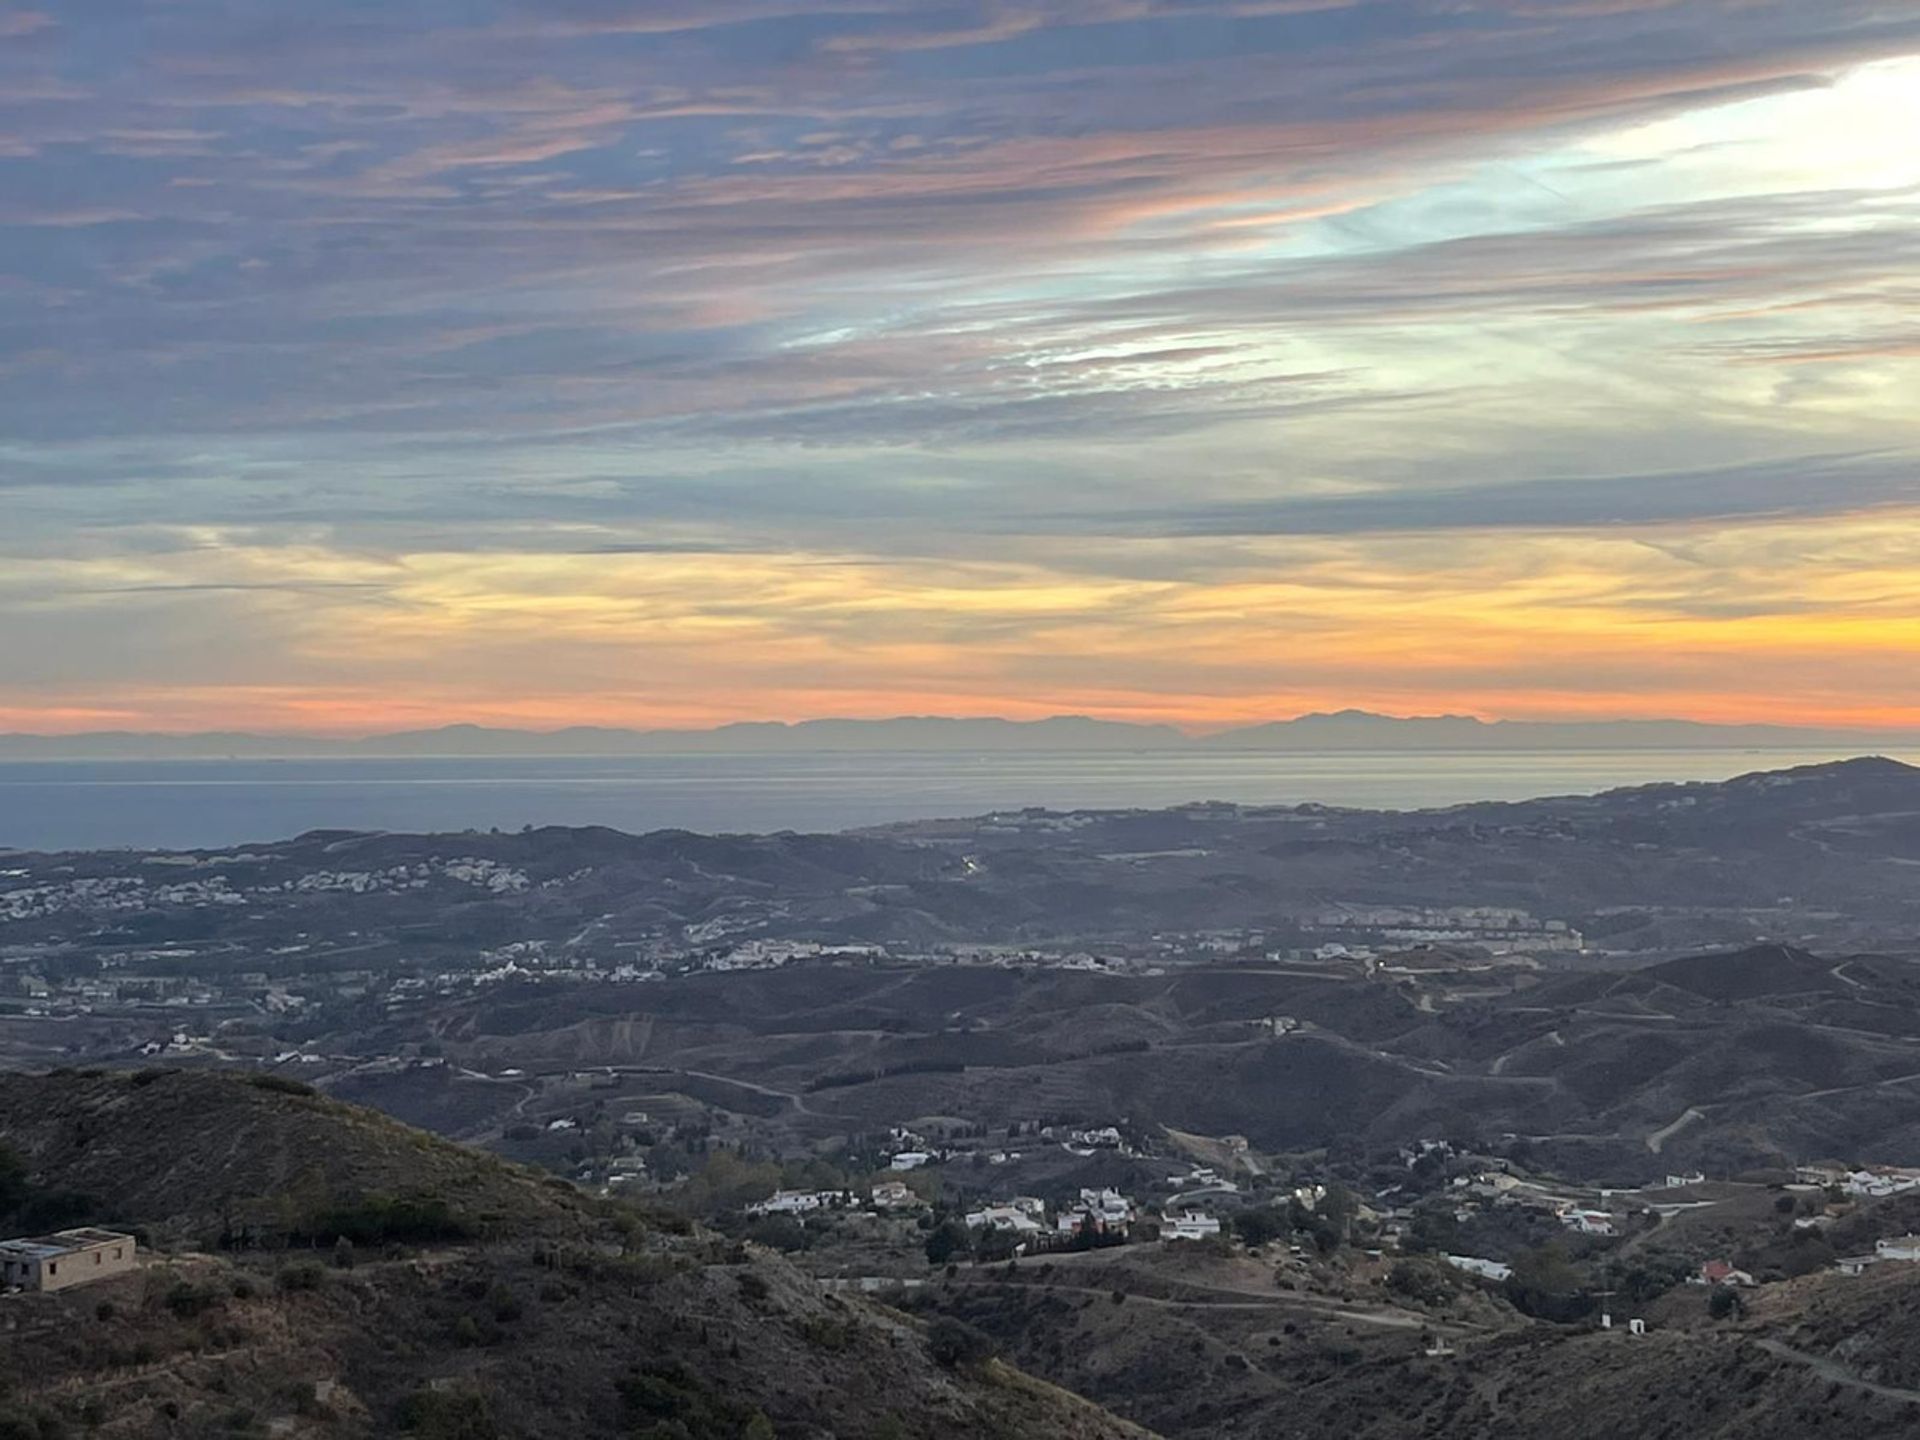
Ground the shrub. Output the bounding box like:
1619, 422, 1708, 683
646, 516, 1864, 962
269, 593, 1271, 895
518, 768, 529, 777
927, 1316, 997, 1369
276, 1262, 325, 1293
617, 1363, 773, 1437
164, 1281, 221, 1319
306, 1193, 471, 1248
246, 1073, 317, 1098
797, 1315, 854, 1352
487, 1283, 523, 1323
397, 1386, 499, 1440
1385, 1260, 1457, 1307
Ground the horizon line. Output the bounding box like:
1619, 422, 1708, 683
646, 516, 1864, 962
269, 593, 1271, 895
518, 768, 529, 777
5, 707, 1920, 744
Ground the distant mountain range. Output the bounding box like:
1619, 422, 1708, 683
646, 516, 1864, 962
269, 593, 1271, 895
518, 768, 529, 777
0, 709, 1915, 759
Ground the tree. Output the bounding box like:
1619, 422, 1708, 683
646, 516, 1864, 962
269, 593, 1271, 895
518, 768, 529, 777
1406, 1205, 1460, 1255
1320, 1183, 1358, 1238
924, 1220, 971, 1267
1233, 1206, 1288, 1247
0, 1141, 27, 1218
1385, 1259, 1457, 1307
1505, 1241, 1592, 1322
1708, 1286, 1744, 1321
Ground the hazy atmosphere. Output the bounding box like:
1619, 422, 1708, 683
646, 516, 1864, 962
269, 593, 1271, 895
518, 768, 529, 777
6, 1, 1919, 734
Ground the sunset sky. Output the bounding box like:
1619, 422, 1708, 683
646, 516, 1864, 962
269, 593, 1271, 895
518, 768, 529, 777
4, 1, 1919, 734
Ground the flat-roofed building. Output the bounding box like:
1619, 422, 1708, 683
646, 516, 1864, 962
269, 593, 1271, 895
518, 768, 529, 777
0, 1228, 137, 1293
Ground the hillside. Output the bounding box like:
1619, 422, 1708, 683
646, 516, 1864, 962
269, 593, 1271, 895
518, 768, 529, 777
0, 1070, 1150, 1440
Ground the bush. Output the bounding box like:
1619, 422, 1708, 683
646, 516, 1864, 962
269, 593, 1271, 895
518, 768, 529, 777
487, 1283, 523, 1323
305, 1193, 471, 1248
617, 1363, 774, 1438
397, 1386, 499, 1439
164, 1281, 222, 1318
276, 1262, 325, 1293
797, 1315, 855, 1351
1385, 1260, 1457, 1307
927, 1316, 997, 1369
246, 1073, 317, 1098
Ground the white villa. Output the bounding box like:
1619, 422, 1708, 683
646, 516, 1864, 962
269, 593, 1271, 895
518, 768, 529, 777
1164, 1211, 1222, 1241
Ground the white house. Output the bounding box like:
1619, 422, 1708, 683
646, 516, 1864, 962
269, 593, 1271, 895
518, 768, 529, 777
1057, 1188, 1134, 1235
1442, 1254, 1513, 1283
1663, 1172, 1706, 1189
890, 1152, 933, 1171
1164, 1211, 1222, 1241
1845, 1168, 1920, 1199
1875, 1234, 1920, 1261
870, 1180, 919, 1209
748, 1189, 840, 1217
967, 1205, 1045, 1235
1561, 1209, 1615, 1237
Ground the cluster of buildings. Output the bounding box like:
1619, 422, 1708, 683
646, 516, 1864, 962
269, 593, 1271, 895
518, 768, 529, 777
1796, 1163, 1920, 1199
748, 1180, 926, 1218
1834, 1234, 1920, 1276
1, 855, 535, 924
700, 940, 886, 973
1288, 903, 1584, 957
957, 1186, 1222, 1246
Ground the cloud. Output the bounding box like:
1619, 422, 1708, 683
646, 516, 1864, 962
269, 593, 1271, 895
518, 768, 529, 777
1, 2, 1919, 728
1085, 452, 1920, 537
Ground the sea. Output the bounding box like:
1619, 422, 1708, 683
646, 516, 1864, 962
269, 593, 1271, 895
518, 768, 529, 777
1, 747, 1912, 852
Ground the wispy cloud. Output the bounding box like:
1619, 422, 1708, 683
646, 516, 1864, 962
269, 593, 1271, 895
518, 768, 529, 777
1, 3, 1918, 729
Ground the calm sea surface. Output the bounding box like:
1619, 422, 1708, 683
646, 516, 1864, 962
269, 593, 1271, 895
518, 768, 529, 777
1, 748, 1911, 852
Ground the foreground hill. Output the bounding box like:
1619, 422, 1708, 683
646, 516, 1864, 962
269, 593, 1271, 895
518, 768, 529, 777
0, 1070, 1148, 1440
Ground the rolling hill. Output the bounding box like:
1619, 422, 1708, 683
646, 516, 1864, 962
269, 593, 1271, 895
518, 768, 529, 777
0, 1070, 1149, 1440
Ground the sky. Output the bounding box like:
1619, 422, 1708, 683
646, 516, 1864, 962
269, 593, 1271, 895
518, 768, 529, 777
3, 1, 1919, 735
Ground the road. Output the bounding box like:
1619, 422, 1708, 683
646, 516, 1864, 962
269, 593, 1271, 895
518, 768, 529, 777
1753, 1338, 1920, 1406
950, 1273, 1434, 1331
1646, 1106, 1707, 1154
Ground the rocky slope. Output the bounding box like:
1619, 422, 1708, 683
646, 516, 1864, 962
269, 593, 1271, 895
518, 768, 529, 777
0, 1070, 1149, 1440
